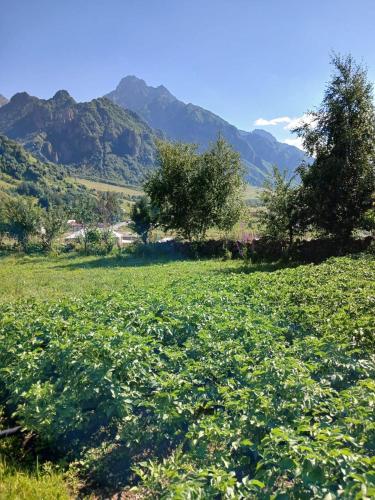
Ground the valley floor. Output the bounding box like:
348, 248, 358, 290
0, 252, 374, 498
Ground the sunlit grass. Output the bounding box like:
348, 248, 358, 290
69, 177, 143, 197
0, 458, 73, 500
0, 252, 239, 302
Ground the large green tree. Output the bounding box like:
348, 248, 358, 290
96, 191, 123, 226
145, 137, 244, 241
260, 166, 305, 247
129, 196, 156, 243
73, 195, 98, 253
41, 206, 67, 251
5, 197, 42, 252
295, 54, 375, 238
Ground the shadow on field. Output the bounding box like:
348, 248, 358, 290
0, 254, 49, 265
54, 253, 189, 270
211, 260, 299, 275
54, 252, 298, 274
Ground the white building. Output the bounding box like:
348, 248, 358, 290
65, 228, 138, 246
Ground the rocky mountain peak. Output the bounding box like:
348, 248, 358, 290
118, 75, 147, 88
51, 90, 76, 105
108, 75, 175, 108
105, 76, 308, 185
9, 92, 34, 106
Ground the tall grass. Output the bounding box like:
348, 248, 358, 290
0, 458, 73, 499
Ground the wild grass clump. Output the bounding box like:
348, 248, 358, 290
0, 458, 74, 500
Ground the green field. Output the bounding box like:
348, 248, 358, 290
70, 177, 143, 197
69, 177, 260, 204
0, 252, 374, 498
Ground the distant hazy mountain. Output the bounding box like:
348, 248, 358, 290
105, 76, 307, 185
0, 90, 157, 185
0, 95, 8, 107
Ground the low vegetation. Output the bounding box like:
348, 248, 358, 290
0, 459, 73, 500
70, 177, 143, 202
0, 251, 374, 497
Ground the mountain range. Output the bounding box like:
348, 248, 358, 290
105, 76, 307, 185
0, 91, 157, 185
0, 78, 307, 186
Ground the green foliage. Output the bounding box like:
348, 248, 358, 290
0, 135, 128, 255
41, 206, 67, 251
295, 54, 375, 238
70, 192, 122, 254
96, 191, 124, 225
0, 134, 87, 208
359, 199, 375, 235
72, 194, 98, 253
0, 93, 157, 185
0, 201, 8, 243
100, 227, 116, 254
0, 458, 73, 500
260, 166, 305, 245
81, 227, 116, 255
4, 197, 42, 251
129, 195, 156, 243
0, 253, 374, 496
0, 134, 37, 180
146, 137, 244, 240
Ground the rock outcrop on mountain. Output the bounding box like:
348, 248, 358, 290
0, 90, 157, 184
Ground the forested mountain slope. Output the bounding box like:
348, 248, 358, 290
0, 134, 86, 206
0, 91, 157, 185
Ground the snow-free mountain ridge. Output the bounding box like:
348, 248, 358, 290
105, 75, 307, 185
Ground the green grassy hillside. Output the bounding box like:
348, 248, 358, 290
0, 252, 374, 497
71, 177, 260, 205
70, 177, 143, 197
0, 134, 86, 206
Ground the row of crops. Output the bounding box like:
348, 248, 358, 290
0, 254, 374, 498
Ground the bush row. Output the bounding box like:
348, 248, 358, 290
138, 236, 374, 263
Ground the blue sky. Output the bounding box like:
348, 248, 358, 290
1, 0, 374, 148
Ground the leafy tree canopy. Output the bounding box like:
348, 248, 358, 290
145, 137, 245, 241
96, 191, 124, 225
129, 196, 157, 243
295, 54, 375, 238
41, 205, 67, 251
260, 166, 305, 246
4, 197, 42, 251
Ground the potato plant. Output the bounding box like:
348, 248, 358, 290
0, 254, 374, 498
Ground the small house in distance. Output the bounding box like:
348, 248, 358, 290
64, 226, 138, 247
